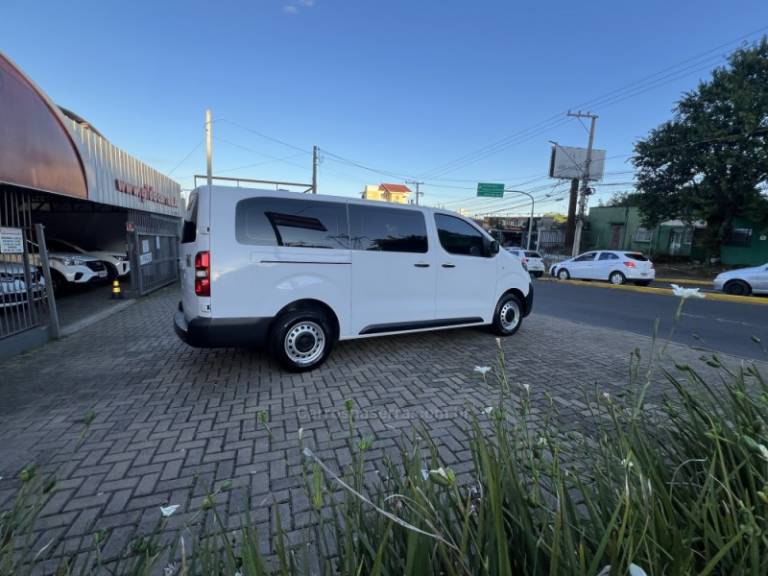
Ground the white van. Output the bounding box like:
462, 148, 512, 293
174, 186, 533, 371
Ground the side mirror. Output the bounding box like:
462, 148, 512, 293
487, 239, 500, 256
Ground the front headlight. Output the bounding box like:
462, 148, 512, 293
52, 256, 85, 266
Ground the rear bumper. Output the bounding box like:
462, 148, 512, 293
523, 282, 533, 316
174, 303, 271, 348
624, 269, 655, 280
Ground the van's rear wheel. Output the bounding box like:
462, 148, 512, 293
270, 308, 334, 372
491, 293, 523, 336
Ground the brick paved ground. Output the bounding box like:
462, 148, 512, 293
1, 285, 765, 571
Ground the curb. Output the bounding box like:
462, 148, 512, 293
60, 299, 138, 337
538, 277, 768, 305
654, 277, 712, 286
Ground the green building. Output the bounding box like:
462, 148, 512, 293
585, 207, 768, 265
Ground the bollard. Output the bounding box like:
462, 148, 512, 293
111, 279, 123, 300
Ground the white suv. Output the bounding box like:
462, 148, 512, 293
175, 187, 534, 371
44, 239, 109, 292
50, 238, 130, 279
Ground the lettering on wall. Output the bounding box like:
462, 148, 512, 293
115, 179, 178, 207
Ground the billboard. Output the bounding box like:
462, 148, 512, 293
549, 145, 606, 181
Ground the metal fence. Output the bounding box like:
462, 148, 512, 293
127, 210, 180, 296
0, 187, 51, 340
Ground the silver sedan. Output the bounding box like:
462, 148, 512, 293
713, 263, 768, 296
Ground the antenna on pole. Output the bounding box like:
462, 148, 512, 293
205, 109, 213, 187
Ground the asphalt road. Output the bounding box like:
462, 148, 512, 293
533, 279, 768, 360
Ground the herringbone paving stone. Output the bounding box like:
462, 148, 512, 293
0, 285, 764, 565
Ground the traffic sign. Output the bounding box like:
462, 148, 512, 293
476, 182, 505, 198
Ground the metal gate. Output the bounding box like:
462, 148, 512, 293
0, 187, 52, 347
127, 210, 180, 296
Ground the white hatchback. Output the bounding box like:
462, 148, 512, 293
175, 186, 534, 371
506, 248, 546, 277
550, 250, 655, 286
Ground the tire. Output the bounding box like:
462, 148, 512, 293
51, 271, 67, 295
105, 263, 119, 281
609, 271, 626, 285
269, 307, 335, 372
724, 280, 751, 296
557, 268, 570, 280
491, 293, 524, 337
634, 280, 652, 287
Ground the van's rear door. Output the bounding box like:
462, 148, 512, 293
179, 190, 210, 319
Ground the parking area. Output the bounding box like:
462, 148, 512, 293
1, 285, 765, 569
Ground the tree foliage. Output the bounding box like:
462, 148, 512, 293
633, 39, 768, 254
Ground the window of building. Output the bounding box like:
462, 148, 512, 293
235, 197, 349, 249
349, 204, 428, 253
435, 214, 488, 257
724, 227, 753, 247
634, 227, 652, 243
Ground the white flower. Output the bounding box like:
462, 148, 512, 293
160, 504, 180, 517
163, 563, 177, 576
602, 392, 611, 401
495, 337, 501, 345
474, 366, 491, 375
298, 427, 304, 441
522, 383, 531, 392
482, 406, 494, 415
629, 564, 649, 576
671, 284, 705, 299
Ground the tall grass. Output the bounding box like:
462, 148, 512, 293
2, 311, 767, 574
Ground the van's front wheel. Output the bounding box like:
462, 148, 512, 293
491, 293, 523, 336
270, 309, 335, 372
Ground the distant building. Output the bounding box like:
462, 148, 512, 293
362, 183, 412, 204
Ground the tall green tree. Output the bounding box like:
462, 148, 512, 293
633, 39, 768, 256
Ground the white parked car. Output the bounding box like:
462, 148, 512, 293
49, 238, 130, 278
550, 250, 655, 286
505, 248, 545, 277
0, 260, 46, 308
175, 187, 534, 371
713, 263, 768, 296
43, 239, 109, 292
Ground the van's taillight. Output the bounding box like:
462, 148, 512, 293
623, 261, 636, 268
194, 251, 210, 296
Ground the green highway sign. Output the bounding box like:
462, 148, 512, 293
476, 182, 505, 198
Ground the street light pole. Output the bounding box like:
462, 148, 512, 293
504, 189, 535, 250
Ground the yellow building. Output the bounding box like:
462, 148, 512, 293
362, 183, 412, 204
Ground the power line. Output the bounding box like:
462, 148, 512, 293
166, 139, 203, 176
220, 119, 312, 155
416, 25, 768, 180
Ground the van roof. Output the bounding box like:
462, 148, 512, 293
191, 185, 459, 216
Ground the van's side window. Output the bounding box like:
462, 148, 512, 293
435, 214, 486, 257
235, 198, 349, 249
181, 192, 198, 244
349, 205, 428, 253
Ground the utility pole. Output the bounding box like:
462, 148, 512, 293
564, 178, 579, 253
312, 145, 318, 194
406, 180, 424, 205
567, 111, 598, 257
205, 109, 213, 187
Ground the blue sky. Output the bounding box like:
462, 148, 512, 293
4, 0, 768, 215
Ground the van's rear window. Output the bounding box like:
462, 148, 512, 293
236, 197, 349, 249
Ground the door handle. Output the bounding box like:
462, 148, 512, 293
414, 262, 430, 268
442, 263, 456, 268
